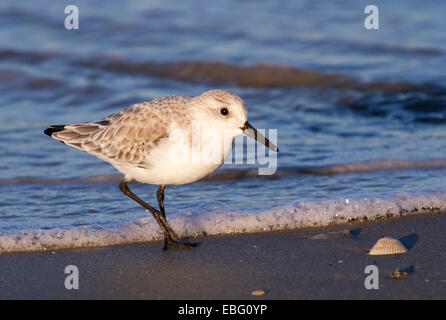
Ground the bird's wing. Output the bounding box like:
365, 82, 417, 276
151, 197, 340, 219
46, 96, 191, 166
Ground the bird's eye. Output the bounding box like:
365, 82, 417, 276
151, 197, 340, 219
220, 108, 229, 116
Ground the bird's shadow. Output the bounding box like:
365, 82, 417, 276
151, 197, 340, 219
189, 240, 202, 248
401, 265, 415, 275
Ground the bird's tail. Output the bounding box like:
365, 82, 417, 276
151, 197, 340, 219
44, 125, 66, 137
43, 124, 85, 151
44, 122, 105, 152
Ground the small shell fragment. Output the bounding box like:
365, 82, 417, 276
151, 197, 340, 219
369, 237, 407, 255
251, 290, 265, 296
392, 269, 408, 279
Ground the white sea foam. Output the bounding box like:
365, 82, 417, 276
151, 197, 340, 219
1, 190, 445, 253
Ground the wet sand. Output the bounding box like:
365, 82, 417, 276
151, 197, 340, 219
0, 212, 445, 299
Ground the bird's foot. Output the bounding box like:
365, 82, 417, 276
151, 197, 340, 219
163, 238, 197, 250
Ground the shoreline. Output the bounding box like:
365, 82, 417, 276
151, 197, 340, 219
0, 211, 445, 299
2, 189, 446, 254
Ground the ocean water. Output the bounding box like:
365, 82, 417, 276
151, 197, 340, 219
1, 0, 446, 252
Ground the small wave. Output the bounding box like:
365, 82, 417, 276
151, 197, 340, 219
1, 159, 446, 186
0, 190, 445, 253
91, 59, 436, 93
81, 58, 446, 93
296, 159, 446, 175
343, 90, 446, 123
295, 37, 445, 57
2, 47, 444, 92
0, 174, 122, 185
0, 48, 56, 64
89, 59, 357, 89
0, 69, 64, 90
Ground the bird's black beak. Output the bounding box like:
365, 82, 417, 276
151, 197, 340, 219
242, 121, 279, 152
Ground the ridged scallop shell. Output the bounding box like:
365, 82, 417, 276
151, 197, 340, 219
369, 237, 407, 255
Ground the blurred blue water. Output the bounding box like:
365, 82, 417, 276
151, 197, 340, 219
0, 0, 445, 231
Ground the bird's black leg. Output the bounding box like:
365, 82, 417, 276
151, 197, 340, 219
156, 185, 167, 219
156, 185, 197, 250
155, 185, 175, 243
119, 181, 173, 237
119, 181, 195, 250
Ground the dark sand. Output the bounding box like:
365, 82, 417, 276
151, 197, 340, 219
0, 212, 445, 299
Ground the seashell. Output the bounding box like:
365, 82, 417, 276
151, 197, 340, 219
391, 269, 408, 279
369, 237, 407, 255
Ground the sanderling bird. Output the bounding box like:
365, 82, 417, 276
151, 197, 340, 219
44, 89, 278, 250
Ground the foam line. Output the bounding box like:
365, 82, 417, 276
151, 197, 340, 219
1, 190, 445, 253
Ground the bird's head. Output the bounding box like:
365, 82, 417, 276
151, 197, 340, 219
190, 89, 278, 152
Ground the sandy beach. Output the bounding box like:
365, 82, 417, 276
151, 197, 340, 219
0, 211, 445, 299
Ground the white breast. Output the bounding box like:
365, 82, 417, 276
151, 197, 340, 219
112, 127, 235, 185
